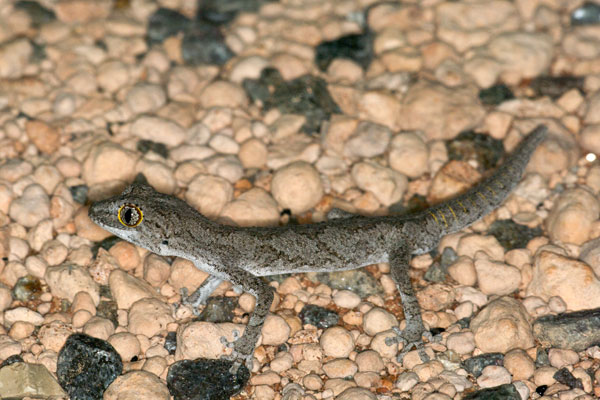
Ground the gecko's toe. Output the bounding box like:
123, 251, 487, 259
386, 326, 431, 363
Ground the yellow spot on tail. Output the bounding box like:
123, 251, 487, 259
447, 205, 457, 222
437, 210, 448, 228
487, 186, 496, 196
457, 200, 467, 212
428, 211, 439, 225
496, 180, 505, 189
477, 192, 487, 201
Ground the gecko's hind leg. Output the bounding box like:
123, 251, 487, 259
179, 275, 223, 315
388, 243, 430, 363
218, 270, 274, 374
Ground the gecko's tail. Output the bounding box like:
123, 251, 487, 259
418, 124, 548, 235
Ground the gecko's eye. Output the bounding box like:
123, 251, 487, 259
118, 204, 143, 227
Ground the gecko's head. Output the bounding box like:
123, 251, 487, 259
88, 182, 190, 255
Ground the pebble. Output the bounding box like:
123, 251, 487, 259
474, 258, 521, 296
261, 314, 291, 346
548, 348, 579, 369
546, 187, 599, 245
126, 83, 166, 114
4, 307, 44, 327
108, 269, 163, 310
82, 142, 137, 185
8, 184, 50, 228
25, 120, 61, 154
219, 188, 279, 226
343, 121, 391, 159
108, 332, 140, 362
0, 362, 66, 399
527, 251, 600, 310
396, 371, 419, 392
447, 256, 477, 286
446, 331, 475, 355
130, 116, 186, 147
0, 38, 33, 79
238, 138, 268, 169
362, 307, 398, 336
104, 370, 170, 400
175, 321, 246, 360
323, 358, 357, 379
44, 264, 99, 306
205, 155, 244, 183
298, 304, 339, 329
185, 174, 233, 218
128, 298, 174, 338
355, 350, 384, 372
320, 326, 354, 358
333, 290, 361, 309
351, 161, 408, 207
476, 365, 512, 388
271, 161, 323, 214
336, 387, 376, 400
57, 333, 122, 400
470, 296, 534, 353
199, 80, 248, 109
388, 132, 429, 178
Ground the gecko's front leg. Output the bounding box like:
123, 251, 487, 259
220, 268, 274, 373
388, 242, 431, 362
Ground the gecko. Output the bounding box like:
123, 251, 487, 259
88, 125, 547, 373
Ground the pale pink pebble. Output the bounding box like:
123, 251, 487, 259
328, 59, 363, 83
145, 344, 168, 359
474, 258, 521, 296
585, 92, 600, 124
71, 291, 96, 316
40, 240, 67, 266
205, 155, 243, 183
323, 383, 359, 399
128, 298, 174, 338
25, 120, 61, 155
229, 55, 269, 84
50, 195, 75, 230
250, 370, 281, 386
37, 302, 51, 315
8, 238, 29, 262
8, 321, 34, 340
0, 335, 21, 359
388, 132, 429, 179
270, 53, 310, 81
8, 184, 50, 228
142, 356, 168, 377
354, 350, 384, 372
267, 352, 294, 375
357, 91, 401, 131
457, 234, 504, 261
0, 287, 12, 312
130, 116, 186, 147
351, 161, 407, 207
175, 321, 245, 360
344, 121, 391, 159
0, 160, 33, 183
448, 256, 477, 286
0, 38, 33, 79
320, 326, 354, 358
28, 219, 53, 252
219, 188, 279, 227
477, 365, 511, 388
109, 269, 164, 310
416, 283, 455, 311
0, 184, 13, 214
362, 307, 398, 336
526, 251, 600, 310
135, 159, 176, 195
104, 370, 170, 400
55, 0, 112, 23
88, 248, 119, 285
253, 385, 275, 400
83, 316, 115, 340
238, 138, 267, 169
126, 83, 166, 114
546, 187, 599, 245
199, 80, 248, 108
44, 264, 100, 305
533, 366, 557, 386
271, 161, 323, 214
323, 358, 358, 379
370, 330, 398, 359
412, 360, 444, 382
261, 314, 290, 346
82, 141, 137, 185
96, 60, 130, 93
72, 309, 93, 328
483, 111, 512, 140
454, 301, 474, 320
302, 373, 323, 390
446, 332, 475, 355
185, 174, 233, 218
548, 348, 579, 369
201, 108, 233, 133
504, 349, 534, 380
208, 134, 239, 154
572, 367, 593, 393
109, 332, 141, 362
143, 254, 170, 288
38, 321, 74, 352
548, 296, 567, 313
470, 297, 533, 353
354, 371, 380, 388
333, 290, 361, 309
25, 255, 47, 279
168, 258, 210, 295
33, 165, 62, 195
108, 241, 140, 271
395, 371, 419, 391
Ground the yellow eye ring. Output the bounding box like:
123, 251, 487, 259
117, 204, 143, 227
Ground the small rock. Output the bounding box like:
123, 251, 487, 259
332, 290, 361, 309
185, 174, 233, 218
8, 184, 50, 228
45, 264, 99, 305
355, 350, 384, 372
238, 138, 267, 169
271, 161, 323, 214
25, 120, 60, 154
352, 162, 407, 206
126, 83, 166, 114
395, 371, 419, 392
336, 387, 376, 400
548, 348, 579, 369
0, 362, 66, 399
104, 370, 169, 400
108, 332, 141, 362
82, 142, 137, 185
343, 121, 391, 159
388, 132, 429, 178
474, 258, 520, 296
446, 332, 475, 355
323, 358, 357, 379
175, 321, 245, 360
4, 307, 43, 327
130, 116, 186, 147
109, 270, 163, 310
128, 298, 174, 338
470, 297, 534, 353
546, 187, 599, 245
320, 326, 354, 358
55, 0, 112, 22
219, 188, 279, 227
477, 365, 511, 388
205, 155, 244, 183
261, 314, 291, 346
362, 307, 398, 336
57, 333, 122, 400
0, 38, 33, 79
200, 80, 247, 109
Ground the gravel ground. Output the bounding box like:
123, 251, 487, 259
0, 0, 600, 399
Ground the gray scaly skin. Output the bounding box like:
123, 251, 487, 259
88, 125, 547, 371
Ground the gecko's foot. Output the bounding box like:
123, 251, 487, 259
386, 326, 433, 363
179, 287, 210, 316
219, 330, 254, 374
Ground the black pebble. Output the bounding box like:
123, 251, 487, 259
299, 304, 339, 329
167, 358, 250, 400
57, 333, 123, 400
